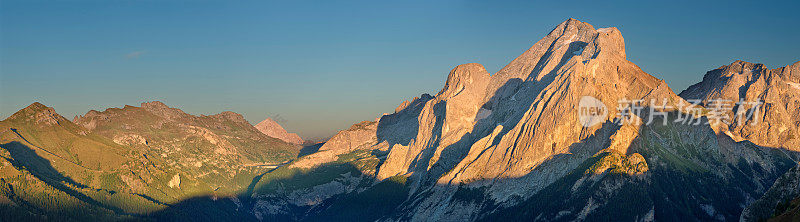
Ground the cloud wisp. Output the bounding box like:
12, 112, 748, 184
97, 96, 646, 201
125, 51, 147, 59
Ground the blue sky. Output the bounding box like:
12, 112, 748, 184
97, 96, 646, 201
1, 0, 798, 139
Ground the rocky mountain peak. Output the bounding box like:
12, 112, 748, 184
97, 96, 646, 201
550, 18, 595, 35
73, 110, 101, 123
394, 94, 434, 113
254, 117, 303, 144
548, 18, 626, 58
778, 60, 800, 82
711, 60, 800, 83
208, 111, 249, 125
394, 100, 411, 113
489, 18, 628, 91
24, 102, 49, 111
375, 18, 680, 198
139, 101, 188, 120
437, 63, 490, 98
680, 60, 800, 150
141, 101, 169, 109
7, 102, 68, 126
720, 60, 767, 77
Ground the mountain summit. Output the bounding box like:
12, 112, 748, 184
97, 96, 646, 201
254, 117, 303, 145
369, 18, 688, 220
7, 102, 70, 126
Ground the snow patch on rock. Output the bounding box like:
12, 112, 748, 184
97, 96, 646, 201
597, 27, 614, 33
788, 82, 800, 90
561, 34, 576, 45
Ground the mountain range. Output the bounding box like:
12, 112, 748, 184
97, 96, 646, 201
0, 18, 797, 221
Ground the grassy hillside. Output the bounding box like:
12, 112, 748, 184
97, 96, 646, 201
73, 102, 299, 195
0, 103, 175, 220
0, 103, 298, 221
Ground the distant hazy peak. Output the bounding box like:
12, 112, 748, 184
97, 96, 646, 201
254, 117, 303, 144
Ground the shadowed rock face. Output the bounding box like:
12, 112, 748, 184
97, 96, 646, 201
742, 165, 800, 222
254, 118, 303, 145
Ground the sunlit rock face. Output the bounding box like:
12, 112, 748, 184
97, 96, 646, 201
277, 19, 798, 221
681, 60, 800, 151
365, 18, 681, 220
377, 18, 678, 192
